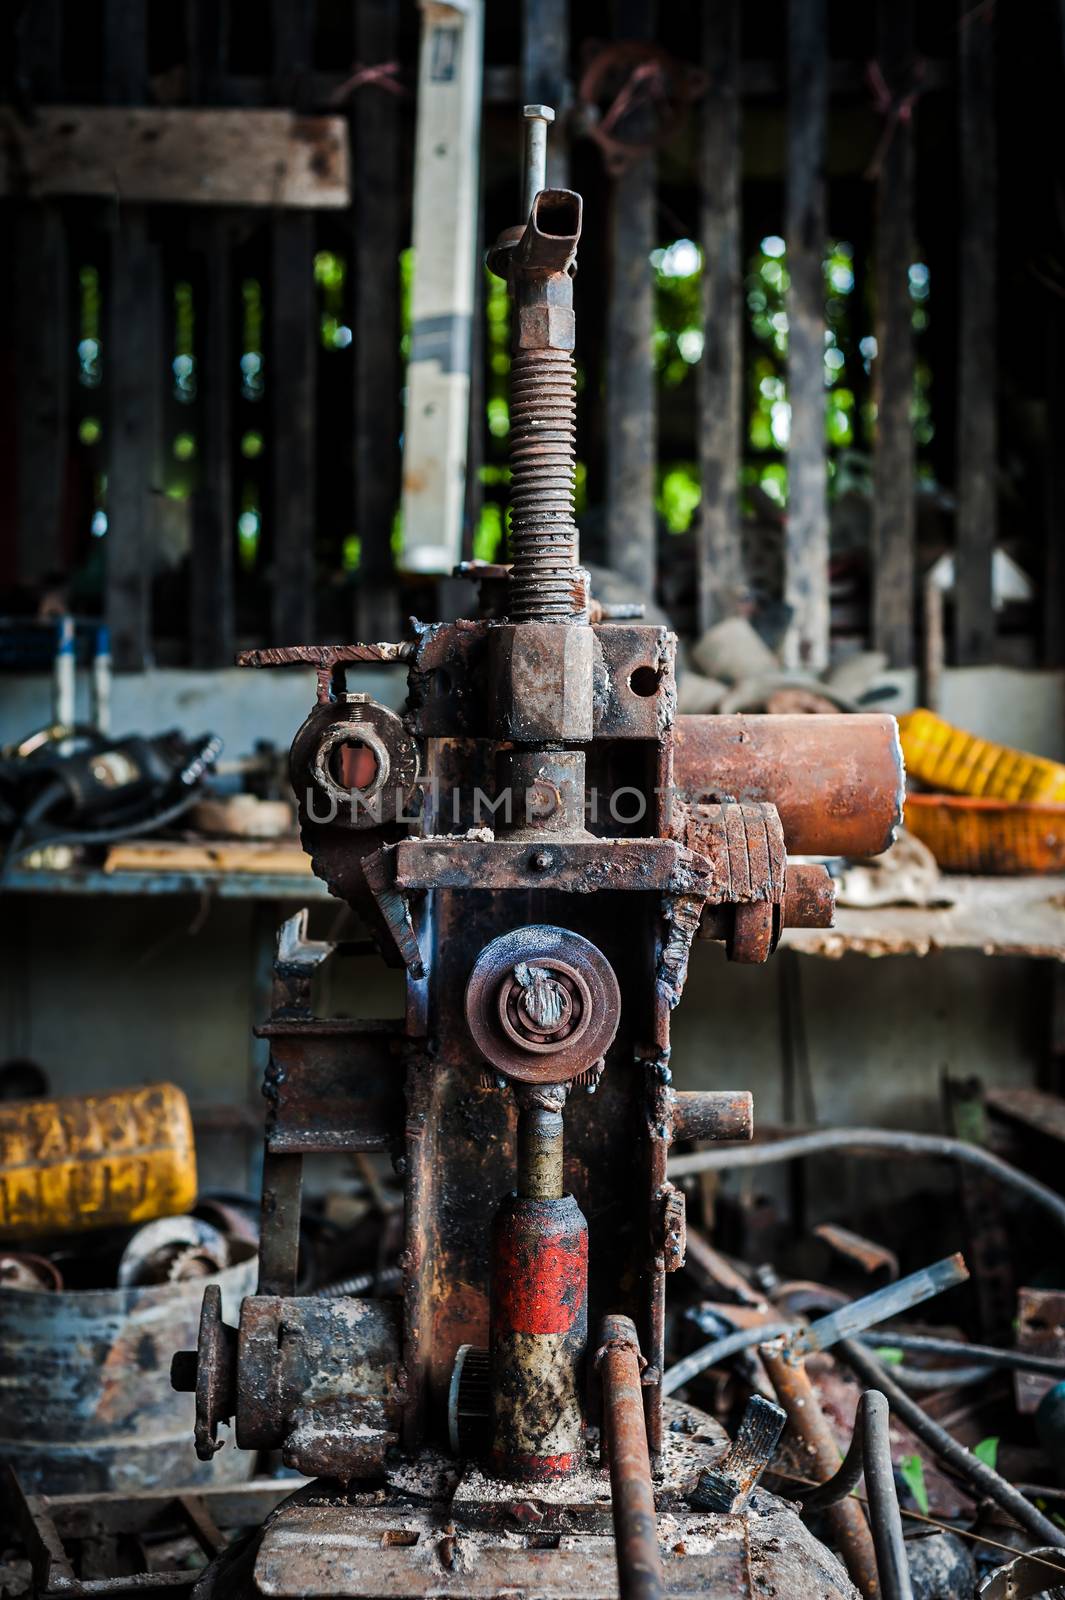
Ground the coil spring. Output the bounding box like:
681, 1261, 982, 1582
507, 348, 584, 623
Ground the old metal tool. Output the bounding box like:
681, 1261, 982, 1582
690, 1394, 787, 1513
172, 104, 903, 1600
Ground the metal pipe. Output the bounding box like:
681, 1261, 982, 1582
597, 1315, 665, 1600
671, 1090, 753, 1144
667, 1127, 1065, 1240
891, 1361, 993, 1392
673, 712, 904, 857
790, 1253, 969, 1359
799, 1392, 913, 1600
760, 1342, 880, 1596
836, 1338, 1065, 1548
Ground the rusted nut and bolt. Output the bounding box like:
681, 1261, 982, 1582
530, 850, 553, 871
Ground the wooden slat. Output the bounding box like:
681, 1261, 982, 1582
0, 107, 351, 209
353, 0, 402, 641
954, 0, 998, 665
522, 0, 570, 191
604, 0, 657, 600
103, 0, 157, 671
696, 0, 744, 632
783, 0, 829, 672
871, 0, 916, 668
12, 0, 67, 588
270, 1, 316, 644
189, 6, 235, 668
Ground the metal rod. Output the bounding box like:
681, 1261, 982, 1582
799, 1392, 913, 1600
597, 1315, 666, 1600
836, 1338, 1065, 1548
667, 1127, 1065, 1239
522, 103, 553, 218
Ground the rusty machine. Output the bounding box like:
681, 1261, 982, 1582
173, 108, 904, 1599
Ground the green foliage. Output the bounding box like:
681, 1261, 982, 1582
651, 239, 703, 388
899, 1454, 930, 1515
314, 250, 352, 351
972, 1437, 999, 1470
873, 1347, 906, 1366
657, 463, 700, 535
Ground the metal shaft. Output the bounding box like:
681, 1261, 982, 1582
598, 1315, 666, 1600
518, 1104, 565, 1199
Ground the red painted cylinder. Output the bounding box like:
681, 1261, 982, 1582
489, 1192, 588, 1478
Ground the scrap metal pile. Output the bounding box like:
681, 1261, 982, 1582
8, 106, 1065, 1600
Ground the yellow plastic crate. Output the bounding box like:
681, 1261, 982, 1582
898, 709, 1065, 804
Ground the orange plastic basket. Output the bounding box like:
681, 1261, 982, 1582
904, 793, 1065, 875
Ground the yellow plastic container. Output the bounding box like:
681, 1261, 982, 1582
899, 709, 1065, 804
0, 1083, 197, 1241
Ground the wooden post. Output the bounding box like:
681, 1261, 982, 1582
783, 0, 829, 672
354, 0, 403, 642
104, 0, 159, 671
871, 0, 916, 669
954, 0, 997, 666
696, 0, 744, 633
270, 1, 316, 644
400, 0, 485, 577
13, 0, 67, 588
604, 0, 657, 600
522, 0, 570, 191
190, 3, 235, 668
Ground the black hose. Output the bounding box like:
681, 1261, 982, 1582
891, 1362, 993, 1393
799, 1392, 913, 1600
836, 1339, 1065, 1548
859, 1330, 1065, 1379
3, 787, 203, 876
661, 1321, 796, 1395
667, 1128, 1065, 1240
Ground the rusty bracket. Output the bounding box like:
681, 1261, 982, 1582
689, 1394, 786, 1513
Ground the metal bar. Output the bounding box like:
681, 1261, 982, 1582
666, 1126, 1065, 1240
597, 1315, 666, 1600
783, 0, 829, 671
696, 0, 745, 631
837, 1338, 1065, 1548
790, 1252, 969, 1358
604, 0, 657, 598
871, 0, 916, 668
760, 1343, 879, 1595
953, 0, 997, 665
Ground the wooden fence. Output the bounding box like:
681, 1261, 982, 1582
2, 1, 1060, 674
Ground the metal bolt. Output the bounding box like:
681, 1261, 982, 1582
522, 103, 555, 218
530, 850, 553, 871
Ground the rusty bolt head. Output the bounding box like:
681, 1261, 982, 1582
523, 104, 555, 123
490, 624, 594, 742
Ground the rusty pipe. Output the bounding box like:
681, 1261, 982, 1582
671, 1090, 753, 1144
596, 1315, 666, 1600
759, 1342, 879, 1597
673, 713, 904, 858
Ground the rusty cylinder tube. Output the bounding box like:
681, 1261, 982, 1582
490, 1090, 588, 1478
673, 712, 904, 858
597, 1315, 666, 1600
